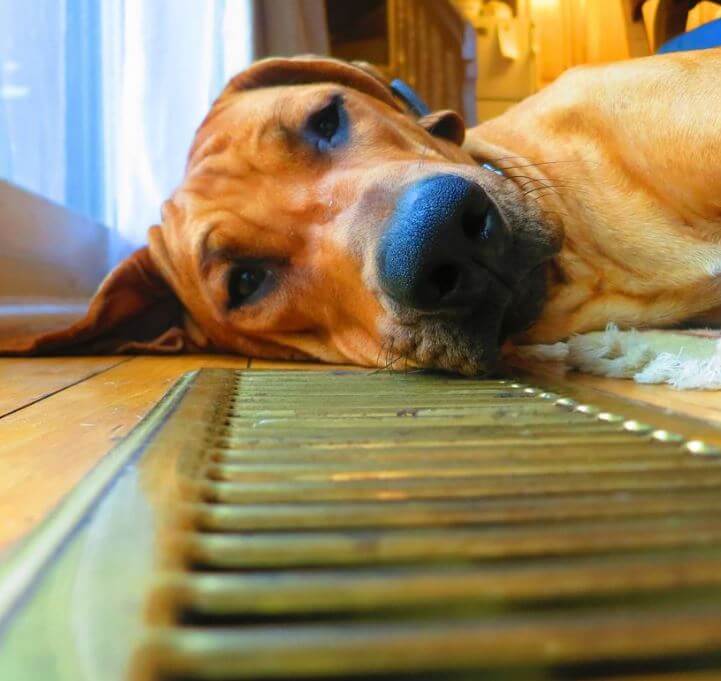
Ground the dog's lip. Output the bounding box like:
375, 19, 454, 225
467, 187, 517, 294
471, 257, 515, 297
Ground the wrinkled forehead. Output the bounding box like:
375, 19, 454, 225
189, 86, 310, 170
188, 83, 413, 172
162, 87, 343, 262
201, 85, 324, 132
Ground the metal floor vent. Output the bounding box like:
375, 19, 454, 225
4, 370, 721, 680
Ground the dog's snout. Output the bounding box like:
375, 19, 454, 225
376, 174, 510, 311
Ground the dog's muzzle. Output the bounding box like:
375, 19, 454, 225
376, 174, 513, 313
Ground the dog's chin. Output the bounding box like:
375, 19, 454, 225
383, 264, 549, 376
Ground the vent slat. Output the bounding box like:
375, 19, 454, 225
203, 457, 719, 482
181, 516, 721, 569
196, 468, 721, 504
207, 442, 672, 463
208, 433, 658, 454
155, 550, 721, 617
137, 606, 721, 680
186, 490, 721, 531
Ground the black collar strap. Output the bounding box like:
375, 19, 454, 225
390, 78, 431, 117
390, 78, 505, 177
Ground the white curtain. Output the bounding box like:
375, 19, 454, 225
0, 0, 328, 261
252, 0, 329, 57
0, 1, 69, 208
102, 0, 253, 256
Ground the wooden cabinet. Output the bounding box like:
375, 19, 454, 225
326, 0, 477, 123
326, 0, 721, 124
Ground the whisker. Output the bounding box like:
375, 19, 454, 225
503, 174, 549, 183
522, 182, 591, 196
371, 338, 400, 374
509, 176, 562, 193
374, 341, 386, 372
526, 191, 566, 203
488, 153, 598, 170
386, 352, 406, 372
386, 338, 394, 371
496, 160, 584, 171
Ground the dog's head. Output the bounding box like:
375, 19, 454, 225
12, 57, 562, 373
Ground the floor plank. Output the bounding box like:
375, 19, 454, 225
519, 360, 721, 426
0, 356, 126, 417
0, 355, 248, 552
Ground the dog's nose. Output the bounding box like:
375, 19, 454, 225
377, 174, 510, 311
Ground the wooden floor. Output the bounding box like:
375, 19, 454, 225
3, 354, 721, 555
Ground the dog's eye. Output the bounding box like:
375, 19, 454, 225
311, 103, 339, 139
227, 265, 267, 308
304, 95, 347, 152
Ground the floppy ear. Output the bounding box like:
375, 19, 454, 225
419, 110, 466, 146
216, 56, 404, 112
0, 247, 191, 355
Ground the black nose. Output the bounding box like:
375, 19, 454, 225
377, 174, 510, 311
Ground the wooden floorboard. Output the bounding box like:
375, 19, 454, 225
0, 355, 249, 552
0, 356, 126, 417
519, 360, 721, 426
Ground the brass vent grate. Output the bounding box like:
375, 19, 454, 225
4, 369, 721, 681
132, 370, 721, 681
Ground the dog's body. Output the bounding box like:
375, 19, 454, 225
470, 49, 721, 345
4, 49, 721, 374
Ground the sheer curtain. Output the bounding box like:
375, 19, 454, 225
0, 0, 328, 262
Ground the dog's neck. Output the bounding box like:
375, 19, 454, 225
464, 100, 721, 343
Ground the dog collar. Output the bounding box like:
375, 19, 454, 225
390, 78, 431, 117
389, 80, 505, 178
482, 162, 505, 176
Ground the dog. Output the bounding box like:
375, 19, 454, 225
4, 50, 721, 374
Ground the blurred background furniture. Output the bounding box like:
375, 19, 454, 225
325, 0, 721, 123
326, 0, 478, 123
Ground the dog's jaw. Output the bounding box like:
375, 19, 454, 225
376, 243, 555, 376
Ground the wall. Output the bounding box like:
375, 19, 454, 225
0, 180, 119, 299
455, 0, 721, 121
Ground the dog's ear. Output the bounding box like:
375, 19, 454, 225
419, 110, 466, 146
219, 56, 404, 112
0, 246, 191, 355
231, 56, 466, 144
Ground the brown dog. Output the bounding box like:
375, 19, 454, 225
4, 50, 721, 374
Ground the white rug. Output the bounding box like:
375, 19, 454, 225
516, 324, 721, 390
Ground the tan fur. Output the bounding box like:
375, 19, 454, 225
467, 49, 721, 343
4, 51, 720, 374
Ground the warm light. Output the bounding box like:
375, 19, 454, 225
530, 0, 562, 8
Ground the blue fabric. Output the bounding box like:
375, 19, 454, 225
390, 79, 431, 117
659, 18, 721, 53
